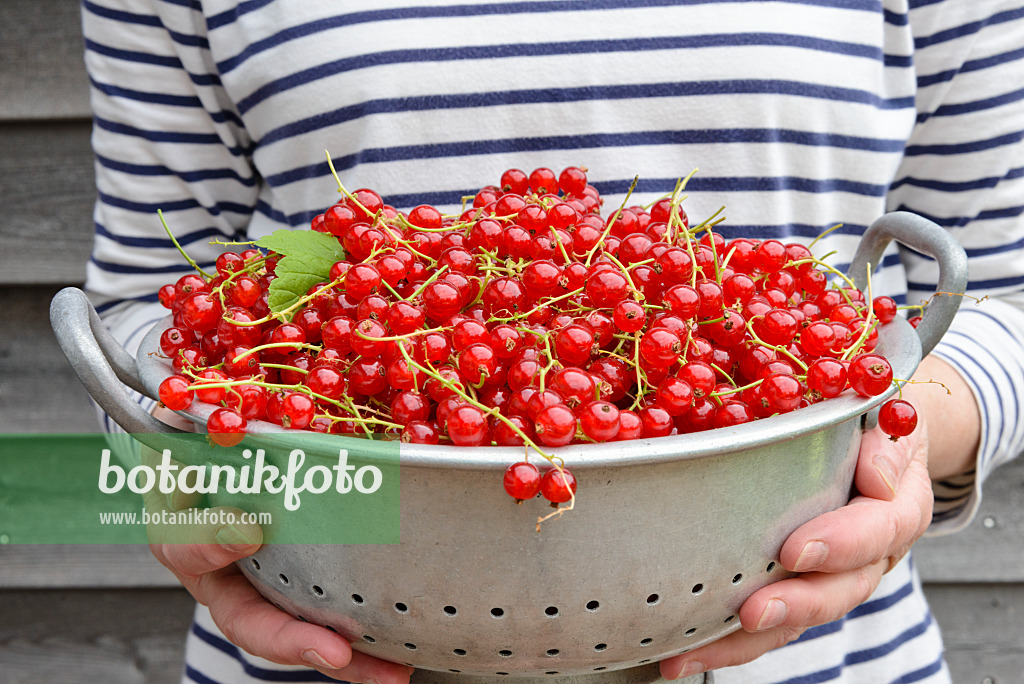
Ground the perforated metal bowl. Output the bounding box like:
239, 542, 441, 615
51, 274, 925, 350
52, 213, 967, 683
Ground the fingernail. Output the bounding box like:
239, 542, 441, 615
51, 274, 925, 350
755, 598, 788, 631
215, 523, 257, 549
874, 453, 898, 494
793, 540, 828, 572
674, 660, 706, 679
302, 649, 342, 670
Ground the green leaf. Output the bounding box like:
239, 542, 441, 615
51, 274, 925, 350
256, 229, 346, 263
267, 257, 330, 312
256, 230, 346, 313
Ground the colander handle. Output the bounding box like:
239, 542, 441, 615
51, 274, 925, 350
50, 286, 186, 435
847, 211, 968, 357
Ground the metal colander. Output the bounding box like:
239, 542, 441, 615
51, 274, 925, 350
52, 213, 967, 683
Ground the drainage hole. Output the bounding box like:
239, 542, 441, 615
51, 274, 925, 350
443, 605, 457, 616
766, 562, 777, 573
640, 638, 653, 646
278, 574, 289, 585
546, 649, 559, 657
594, 667, 607, 671
363, 635, 376, 643
639, 659, 651, 664
691, 583, 704, 595
251, 559, 261, 570
724, 615, 736, 623
545, 672, 559, 675
732, 573, 743, 584
404, 643, 417, 650
586, 600, 600, 611
544, 606, 559, 617
684, 628, 697, 637
499, 650, 513, 657
646, 593, 660, 605
312, 585, 324, 596
491, 607, 505, 618
351, 594, 364, 605
453, 649, 467, 656
594, 643, 607, 652
496, 673, 509, 676
394, 602, 409, 613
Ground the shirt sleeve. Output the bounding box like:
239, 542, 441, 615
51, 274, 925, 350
81, 0, 258, 350
888, 0, 1024, 534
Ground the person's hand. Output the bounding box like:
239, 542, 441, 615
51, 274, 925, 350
143, 407, 414, 684
659, 417, 933, 679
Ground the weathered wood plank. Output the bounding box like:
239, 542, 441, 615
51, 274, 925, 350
0, 585, 1021, 683
0, 588, 195, 684
923, 583, 1024, 684
0, 286, 100, 433
0, 0, 92, 121
0, 546, 180, 588
915, 457, 1024, 583
0, 123, 96, 285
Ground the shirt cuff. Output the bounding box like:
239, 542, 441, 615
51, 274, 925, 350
924, 300, 1024, 535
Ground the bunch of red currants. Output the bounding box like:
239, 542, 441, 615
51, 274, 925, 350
155, 165, 917, 508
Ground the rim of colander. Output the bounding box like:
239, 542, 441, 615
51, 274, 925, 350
137, 314, 921, 470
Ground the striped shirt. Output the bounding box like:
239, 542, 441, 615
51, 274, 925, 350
81, 0, 1024, 681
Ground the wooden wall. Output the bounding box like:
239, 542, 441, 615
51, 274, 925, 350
0, 2, 1021, 683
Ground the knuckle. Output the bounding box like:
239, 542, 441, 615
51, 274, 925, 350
852, 565, 878, 606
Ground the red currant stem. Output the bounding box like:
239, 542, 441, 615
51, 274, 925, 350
324, 151, 375, 220
353, 324, 447, 343
709, 378, 763, 399
260, 362, 309, 375
718, 244, 738, 273
320, 411, 402, 431
536, 486, 575, 532
840, 263, 878, 361
687, 205, 725, 235
696, 315, 727, 325
744, 317, 810, 372
337, 398, 377, 439
709, 363, 738, 388
243, 275, 347, 326
233, 341, 322, 363
629, 331, 645, 410
392, 214, 452, 234
493, 286, 586, 324
158, 209, 214, 279
396, 343, 552, 459
406, 265, 450, 301
537, 335, 558, 393
210, 257, 268, 308
378, 278, 403, 300
665, 176, 689, 244
807, 222, 844, 250
552, 227, 573, 265
601, 252, 645, 301
784, 253, 859, 307
378, 232, 436, 266
584, 175, 639, 267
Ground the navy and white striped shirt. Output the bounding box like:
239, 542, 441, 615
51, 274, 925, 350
81, 0, 1024, 681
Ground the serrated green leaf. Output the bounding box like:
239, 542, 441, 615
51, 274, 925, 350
256, 230, 346, 313
267, 256, 331, 313
256, 229, 346, 263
